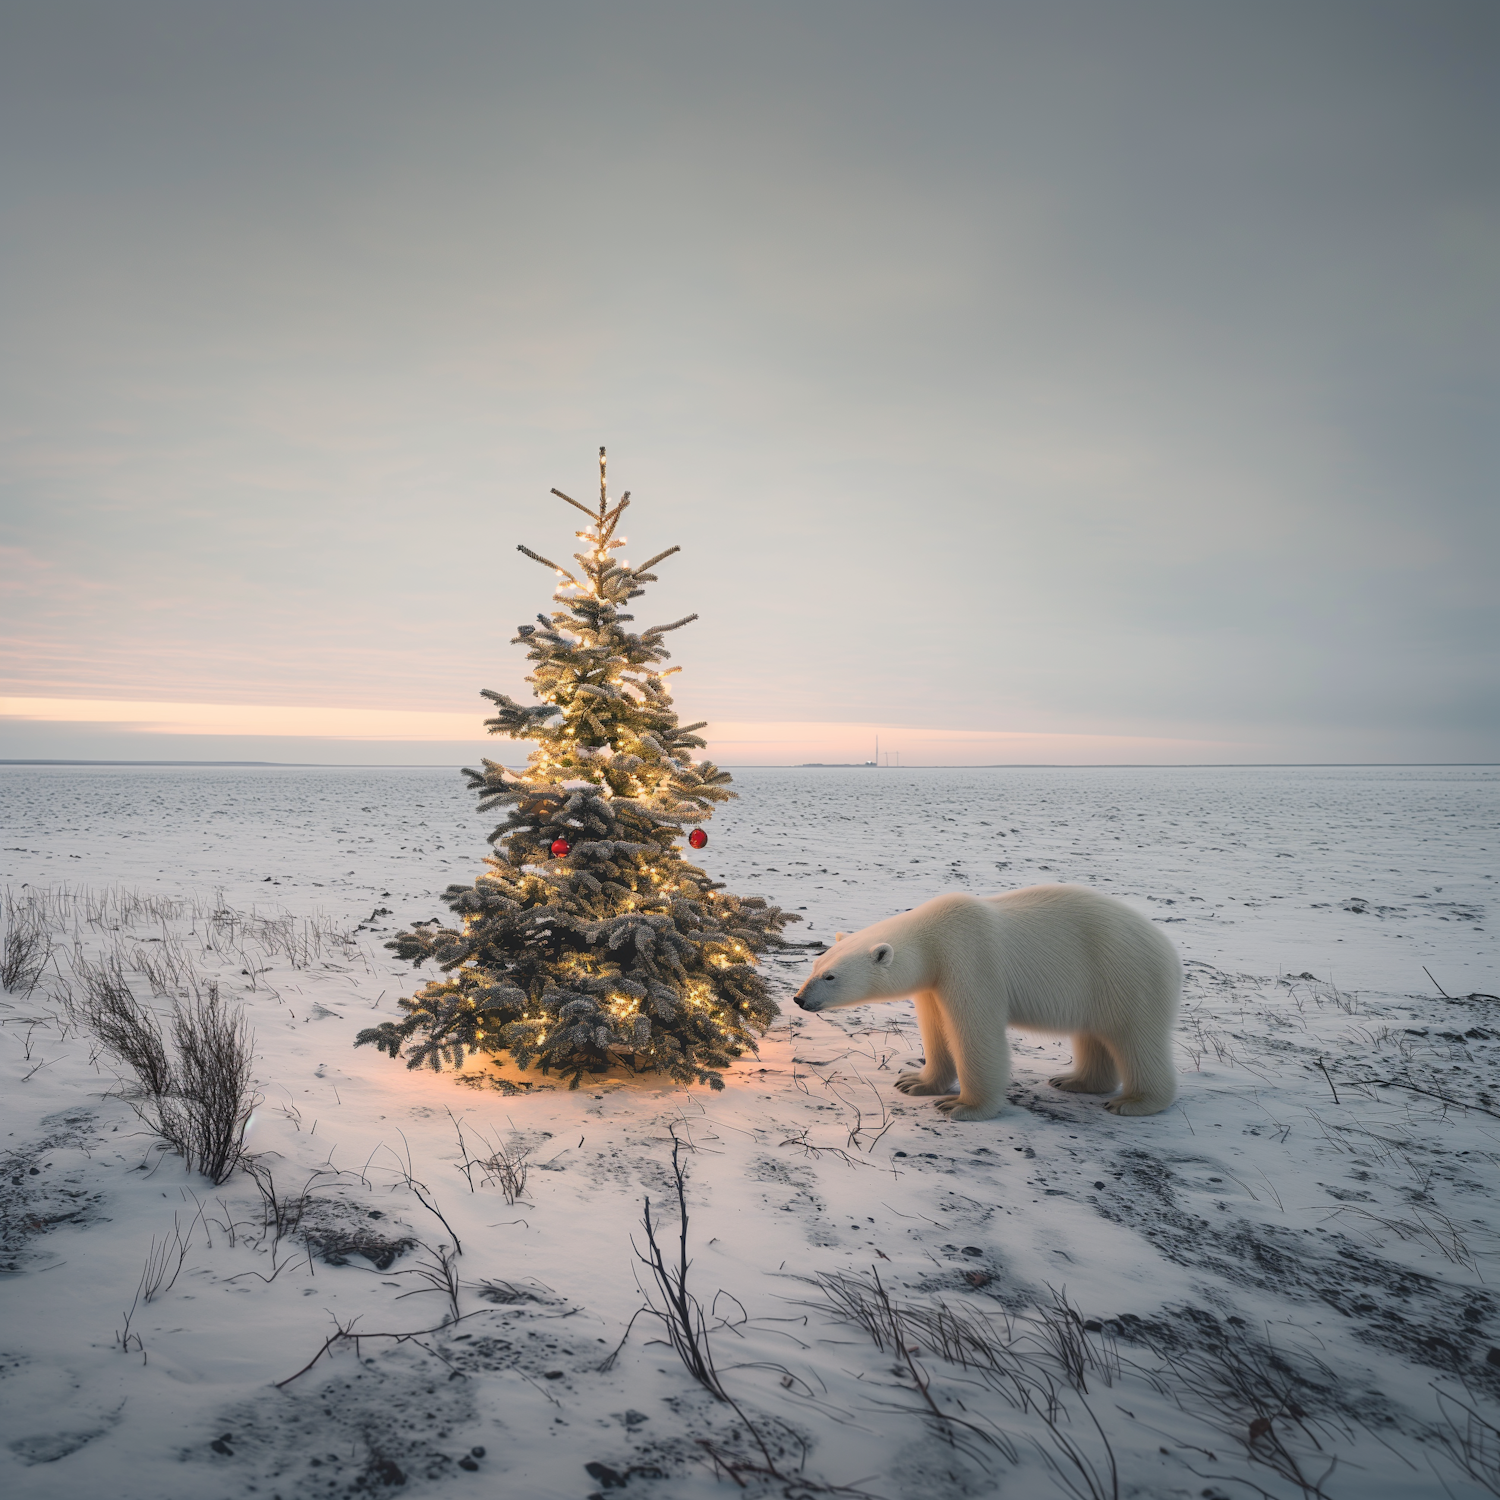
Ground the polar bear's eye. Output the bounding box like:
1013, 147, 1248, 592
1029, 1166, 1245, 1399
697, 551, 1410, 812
822, 972, 836, 982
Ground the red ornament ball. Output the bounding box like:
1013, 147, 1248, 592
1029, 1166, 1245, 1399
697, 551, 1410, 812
688, 828, 708, 850
550, 837, 571, 858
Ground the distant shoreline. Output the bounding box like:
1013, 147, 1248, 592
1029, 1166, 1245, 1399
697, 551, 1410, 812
2, 759, 1495, 770
0, 759, 310, 767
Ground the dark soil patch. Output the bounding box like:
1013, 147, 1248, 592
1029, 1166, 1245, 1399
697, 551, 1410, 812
298, 1202, 418, 1271
0, 1109, 106, 1271
1096, 1147, 1495, 1378
198, 1343, 483, 1497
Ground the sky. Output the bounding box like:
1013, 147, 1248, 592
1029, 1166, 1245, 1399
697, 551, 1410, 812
1, 0, 1495, 766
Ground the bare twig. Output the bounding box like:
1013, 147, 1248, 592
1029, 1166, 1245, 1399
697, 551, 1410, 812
387, 1133, 462, 1252
1031, 1286, 1118, 1395
467, 1121, 533, 1205
778, 1129, 881, 1170
607, 1130, 870, 1495
243, 1159, 335, 1249
445, 1108, 480, 1191
1313, 1058, 1340, 1105
274, 1311, 484, 1388
394, 1242, 462, 1325
1030, 1394, 1119, 1500
139, 1204, 205, 1303
632, 1130, 727, 1400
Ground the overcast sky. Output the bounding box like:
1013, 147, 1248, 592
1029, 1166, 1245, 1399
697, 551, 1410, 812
1, 0, 1494, 764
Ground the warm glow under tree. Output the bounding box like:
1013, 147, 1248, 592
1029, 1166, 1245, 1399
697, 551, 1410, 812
357, 449, 797, 1088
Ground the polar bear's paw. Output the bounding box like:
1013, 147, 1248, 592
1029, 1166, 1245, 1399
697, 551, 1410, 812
1049, 1071, 1115, 1094
1105, 1093, 1172, 1116
895, 1072, 958, 1096
934, 1097, 1004, 1121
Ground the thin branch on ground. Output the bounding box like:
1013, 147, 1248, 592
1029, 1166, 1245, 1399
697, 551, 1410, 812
386, 1132, 463, 1252
778, 1128, 882, 1170
1313, 1058, 1340, 1105
1029, 1285, 1119, 1394
632, 1129, 727, 1400
477, 1131, 532, 1206
1029, 1394, 1120, 1500
445, 1107, 481, 1191
243, 1158, 336, 1249
393, 1242, 462, 1326
274, 1310, 485, 1388
605, 1128, 873, 1496
223, 1241, 300, 1286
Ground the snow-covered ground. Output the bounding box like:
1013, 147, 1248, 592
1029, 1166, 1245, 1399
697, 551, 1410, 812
1, 763, 1496, 1499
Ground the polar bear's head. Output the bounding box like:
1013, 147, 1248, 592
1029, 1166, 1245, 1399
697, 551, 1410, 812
793, 927, 919, 1012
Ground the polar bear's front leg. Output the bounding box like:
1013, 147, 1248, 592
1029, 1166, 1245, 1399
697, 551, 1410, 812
932, 989, 1011, 1121
894, 990, 959, 1097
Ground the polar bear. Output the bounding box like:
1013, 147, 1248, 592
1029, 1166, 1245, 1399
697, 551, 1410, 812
793, 885, 1180, 1120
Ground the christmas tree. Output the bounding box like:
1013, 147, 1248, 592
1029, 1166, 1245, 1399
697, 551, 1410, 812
356, 449, 797, 1089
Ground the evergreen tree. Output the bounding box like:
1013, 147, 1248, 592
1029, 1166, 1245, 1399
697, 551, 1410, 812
357, 449, 797, 1089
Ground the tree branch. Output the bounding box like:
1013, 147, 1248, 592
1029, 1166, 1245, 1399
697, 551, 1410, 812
517, 545, 580, 588
633, 546, 680, 576
549, 488, 598, 521
644, 613, 699, 635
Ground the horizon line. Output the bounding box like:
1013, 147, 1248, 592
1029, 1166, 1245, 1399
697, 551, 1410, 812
2, 759, 1496, 770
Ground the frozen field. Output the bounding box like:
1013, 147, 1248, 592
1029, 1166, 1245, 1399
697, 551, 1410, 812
1, 763, 1497, 1499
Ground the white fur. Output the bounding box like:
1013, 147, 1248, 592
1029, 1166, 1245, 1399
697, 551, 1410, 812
793, 885, 1180, 1120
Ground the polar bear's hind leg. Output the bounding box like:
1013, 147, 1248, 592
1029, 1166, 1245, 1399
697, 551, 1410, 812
1049, 1033, 1118, 1095
1101, 1032, 1177, 1116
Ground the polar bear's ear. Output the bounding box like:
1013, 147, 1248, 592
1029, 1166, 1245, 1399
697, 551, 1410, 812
835, 931, 847, 942
871, 943, 893, 966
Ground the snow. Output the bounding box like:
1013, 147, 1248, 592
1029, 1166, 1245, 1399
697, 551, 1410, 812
1, 763, 1496, 1499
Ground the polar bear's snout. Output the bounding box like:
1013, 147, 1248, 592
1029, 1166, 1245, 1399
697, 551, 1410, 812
795, 941, 897, 1012
793, 973, 834, 1012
